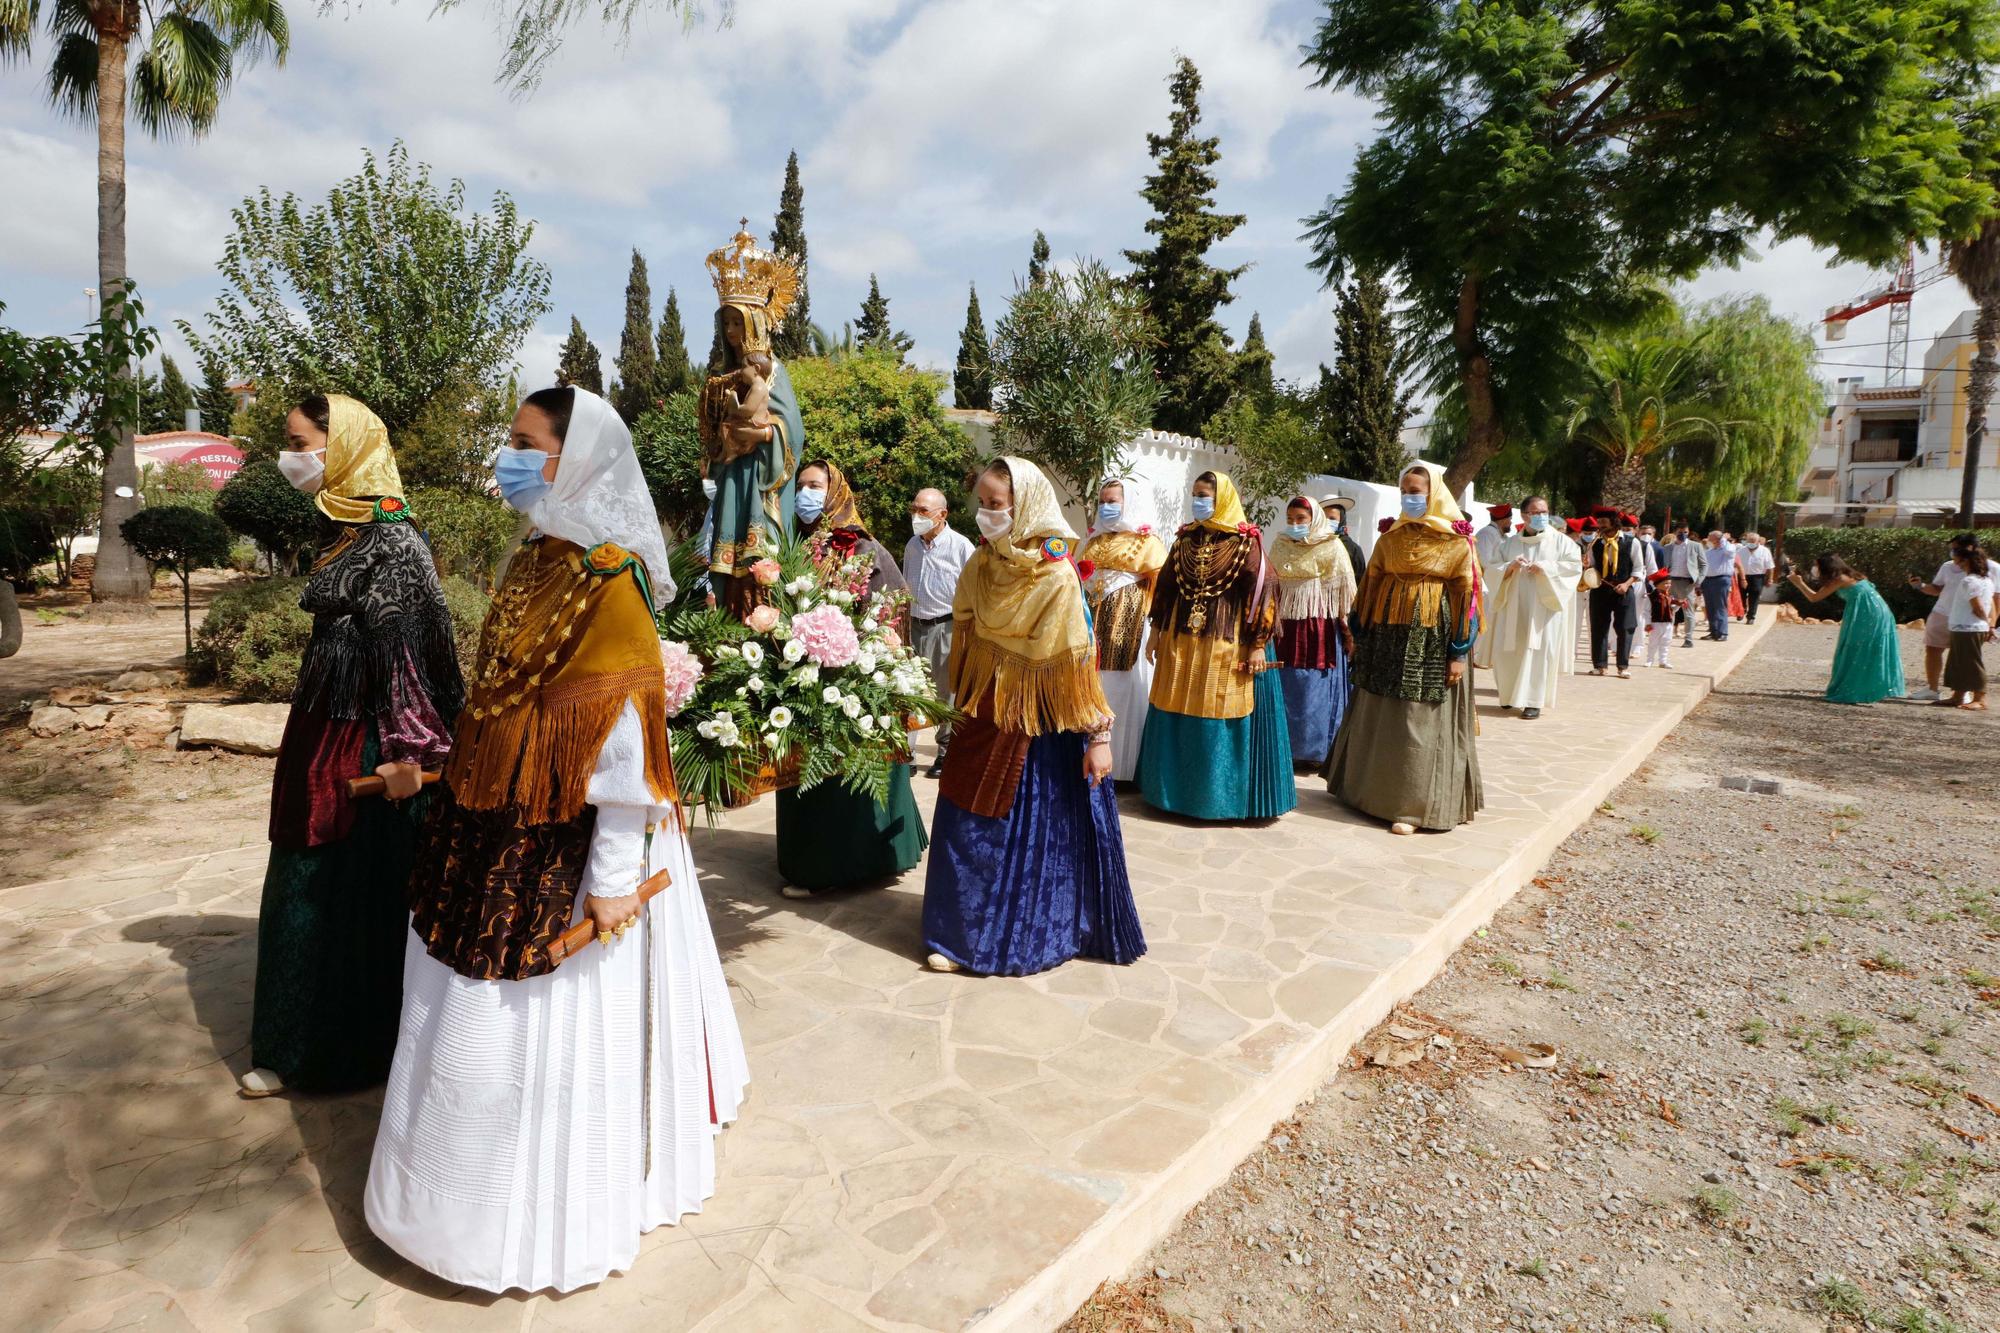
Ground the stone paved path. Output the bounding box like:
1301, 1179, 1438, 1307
0, 622, 1774, 1332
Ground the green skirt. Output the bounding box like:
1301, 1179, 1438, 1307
776, 763, 927, 891
1325, 674, 1483, 831
250, 785, 429, 1091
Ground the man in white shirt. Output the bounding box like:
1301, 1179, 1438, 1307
1665, 526, 1706, 647
1700, 531, 1736, 641
1471, 503, 1512, 669
902, 487, 975, 776
1738, 532, 1775, 623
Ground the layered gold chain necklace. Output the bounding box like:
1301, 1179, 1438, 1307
1171, 529, 1250, 634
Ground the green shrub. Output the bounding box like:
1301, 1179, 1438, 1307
408, 487, 518, 590
1777, 527, 1978, 622
0, 504, 57, 585
193, 573, 489, 701
227, 539, 262, 572
140, 459, 218, 513
216, 458, 318, 572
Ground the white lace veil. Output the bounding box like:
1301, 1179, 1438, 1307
527, 388, 675, 608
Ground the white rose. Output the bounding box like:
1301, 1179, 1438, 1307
735, 686, 748, 698
841, 696, 863, 719
748, 675, 766, 693
696, 719, 717, 738
855, 651, 877, 673
822, 686, 843, 704
783, 639, 807, 663
768, 705, 793, 729
741, 641, 765, 667
797, 664, 820, 686
762, 731, 780, 748
858, 714, 876, 733
878, 715, 895, 730
715, 643, 739, 658
861, 618, 879, 633
873, 671, 888, 686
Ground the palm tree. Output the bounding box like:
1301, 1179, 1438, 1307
1945, 224, 2000, 529
1564, 335, 1730, 517
2, 0, 289, 604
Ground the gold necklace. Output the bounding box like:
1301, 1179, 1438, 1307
1173, 530, 1250, 635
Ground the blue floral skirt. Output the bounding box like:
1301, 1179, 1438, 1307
922, 731, 1145, 977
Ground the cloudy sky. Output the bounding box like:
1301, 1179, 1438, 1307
0, 0, 1975, 407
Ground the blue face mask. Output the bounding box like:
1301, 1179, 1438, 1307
1097, 502, 1122, 526
1527, 513, 1549, 533
795, 487, 826, 523
1400, 493, 1428, 518
496, 448, 552, 511
1191, 496, 1216, 521
1286, 523, 1310, 541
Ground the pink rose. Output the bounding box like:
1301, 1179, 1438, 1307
750, 558, 782, 586
744, 604, 780, 633
880, 626, 902, 649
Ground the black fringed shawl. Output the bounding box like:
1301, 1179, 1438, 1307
1148, 526, 1265, 643
293, 523, 466, 724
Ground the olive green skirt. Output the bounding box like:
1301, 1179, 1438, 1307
1324, 675, 1482, 831
776, 763, 927, 891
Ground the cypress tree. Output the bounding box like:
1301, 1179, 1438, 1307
152, 355, 198, 433
854, 276, 913, 361
1122, 56, 1248, 435
555, 316, 604, 395
1319, 271, 1414, 483
1235, 312, 1275, 406
613, 250, 657, 423
1028, 230, 1052, 287
954, 283, 994, 410
655, 287, 697, 399
196, 353, 235, 434
769, 150, 812, 360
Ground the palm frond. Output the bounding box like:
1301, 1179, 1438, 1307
43, 29, 96, 124
208, 0, 289, 64
0, 0, 39, 63
131, 12, 233, 137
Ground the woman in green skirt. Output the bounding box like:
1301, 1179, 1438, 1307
775, 460, 927, 898
1786, 553, 1906, 705
240, 394, 464, 1096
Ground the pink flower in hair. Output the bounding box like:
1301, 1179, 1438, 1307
789, 603, 861, 668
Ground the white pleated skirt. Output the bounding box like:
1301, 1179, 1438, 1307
364, 824, 749, 1294
1102, 663, 1154, 782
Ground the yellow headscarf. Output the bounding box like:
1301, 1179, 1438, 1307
948, 456, 1108, 736
1392, 460, 1466, 536
1193, 470, 1249, 532
316, 394, 405, 525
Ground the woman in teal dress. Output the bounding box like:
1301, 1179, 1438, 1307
1786, 554, 1905, 705
775, 460, 928, 898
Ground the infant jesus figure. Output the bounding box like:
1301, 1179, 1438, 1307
700, 350, 775, 468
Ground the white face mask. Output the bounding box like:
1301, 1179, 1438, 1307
911, 514, 937, 537
277, 448, 326, 494
975, 507, 1012, 541
701, 477, 717, 502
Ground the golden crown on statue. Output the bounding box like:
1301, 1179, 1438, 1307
706, 219, 802, 330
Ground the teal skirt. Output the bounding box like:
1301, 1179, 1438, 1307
250, 779, 428, 1092
776, 763, 928, 891
1826, 581, 1906, 705
1137, 658, 1295, 822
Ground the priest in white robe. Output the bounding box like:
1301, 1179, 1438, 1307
1487, 496, 1583, 719
1470, 502, 1512, 669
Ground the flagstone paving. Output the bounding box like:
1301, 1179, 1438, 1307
0, 622, 1774, 1332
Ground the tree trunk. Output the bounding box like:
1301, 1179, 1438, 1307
180, 569, 193, 657
0, 583, 21, 660
1444, 275, 1500, 498
88, 24, 152, 607
1961, 296, 1999, 529
1601, 456, 1648, 517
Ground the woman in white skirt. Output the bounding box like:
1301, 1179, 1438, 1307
1077, 479, 1167, 783
365, 387, 748, 1294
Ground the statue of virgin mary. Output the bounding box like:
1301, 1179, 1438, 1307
701, 221, 804, 616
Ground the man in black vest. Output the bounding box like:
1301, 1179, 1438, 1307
1588, 521, 1641, 676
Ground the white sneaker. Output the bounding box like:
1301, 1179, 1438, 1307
1660, 659, 1673, 669
238, 1067, 285, 1098
1908, 686, 1939, 702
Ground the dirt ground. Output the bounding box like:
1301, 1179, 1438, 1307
0, 572, 272, 887
1067, 625, 2000, 1333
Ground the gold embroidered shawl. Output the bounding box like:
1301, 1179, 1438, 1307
948, 456, 1109, 736
445, 538, 673, 824
1357, 523, 1478, 638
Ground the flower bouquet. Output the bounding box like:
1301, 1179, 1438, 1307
656, 535, 956, 817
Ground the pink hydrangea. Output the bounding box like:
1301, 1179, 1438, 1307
660, 639, 704, 717
789, 603, 861, 668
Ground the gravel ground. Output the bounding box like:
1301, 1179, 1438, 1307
1066, 625, 2000, 1333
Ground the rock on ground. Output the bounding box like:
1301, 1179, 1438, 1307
176, 703, 289, 756
1066, 624, 1999, 1333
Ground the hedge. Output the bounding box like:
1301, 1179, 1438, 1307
1776, 527, 1978, 622
193, 574, 489, 702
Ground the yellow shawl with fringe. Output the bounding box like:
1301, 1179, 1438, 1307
445, 537, 673, 824
1357, 523, 1478, 636
316, 395, 405, 526
948, 456, 1109, 737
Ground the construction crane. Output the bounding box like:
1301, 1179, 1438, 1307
1822, 242, 1954, 384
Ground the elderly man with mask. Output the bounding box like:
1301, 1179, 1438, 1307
903, 486, 976, 777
